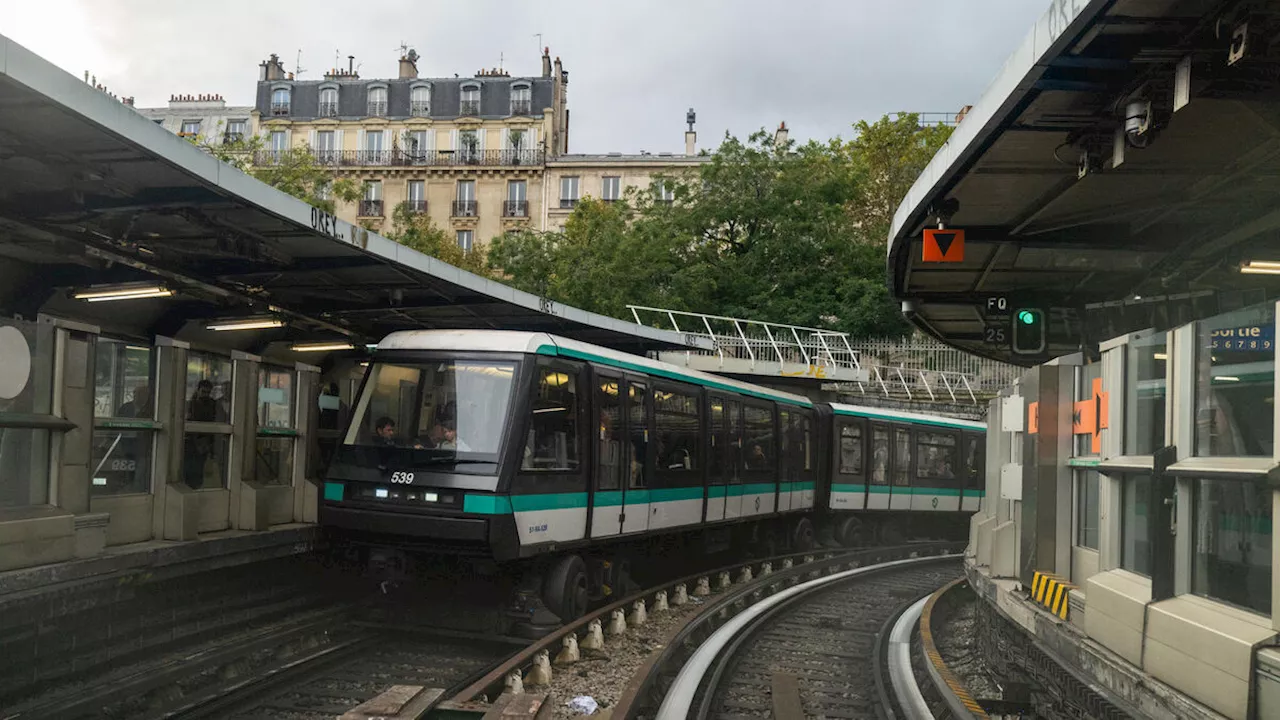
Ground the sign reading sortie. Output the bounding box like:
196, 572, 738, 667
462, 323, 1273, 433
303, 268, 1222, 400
1209, 325, 1274, 352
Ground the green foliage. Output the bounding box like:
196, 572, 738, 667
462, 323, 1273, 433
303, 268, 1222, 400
386, 203, 489, 276
193, 128, 359, 214
488, 115, 949, 339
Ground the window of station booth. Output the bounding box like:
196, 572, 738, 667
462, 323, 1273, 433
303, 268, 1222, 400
742, 404, 774, 473
183, 352, 233, 490
0, 317, 54, 509
1120, 474, 1151, 575
255, 366, 296, 486
1075, 469, 1099, 550
1126, 332, 1167, 455
654, 385, 699, 475
1193, 477, 1272, 615
91, 339, 156, 496
1195, 302, 1275, 457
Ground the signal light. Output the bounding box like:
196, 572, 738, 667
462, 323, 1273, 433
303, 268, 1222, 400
1012, 307, 1046, 355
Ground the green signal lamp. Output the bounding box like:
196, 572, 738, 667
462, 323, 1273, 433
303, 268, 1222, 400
1018, 310, 1036, 325
1012, 307, 1046, 355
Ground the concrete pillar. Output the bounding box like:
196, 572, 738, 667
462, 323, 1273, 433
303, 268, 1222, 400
42, 316, 100, 517
1020, 363, 1074, 586
151, 338, 193, 541
293, 362, 320, 524
231, 351, 260, 530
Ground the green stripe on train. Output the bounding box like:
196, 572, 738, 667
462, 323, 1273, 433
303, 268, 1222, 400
536, 344, 812, 408
832, 407, 982, 431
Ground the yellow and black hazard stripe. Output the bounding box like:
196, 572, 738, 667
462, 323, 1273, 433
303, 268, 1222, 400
1031, 571, 1073, 620
920, 579, 990, 719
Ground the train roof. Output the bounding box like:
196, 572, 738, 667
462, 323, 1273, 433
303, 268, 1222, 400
829, 402, 986, 432
376, 329, 814, 407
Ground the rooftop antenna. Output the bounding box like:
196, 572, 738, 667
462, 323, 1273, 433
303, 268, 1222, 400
533, 33, 543, 55
294, 49, 305, 79
334, 49, 340, 72
499, 52, 504, 73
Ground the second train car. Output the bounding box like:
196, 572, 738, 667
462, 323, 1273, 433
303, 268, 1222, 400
320, 329, 985, 622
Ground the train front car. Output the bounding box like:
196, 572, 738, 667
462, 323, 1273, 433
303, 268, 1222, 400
321, 330, 538, 566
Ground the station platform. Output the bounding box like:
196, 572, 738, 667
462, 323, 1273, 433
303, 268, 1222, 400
964, 558, 1228, 720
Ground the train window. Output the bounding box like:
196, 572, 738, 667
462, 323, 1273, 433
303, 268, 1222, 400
628, 381, 649, 488
779, 409, 791, 480
654, 386, 699, 472
800, 414, 812, 472
728, 399, 743, 482
870, 427, 889, 484
915, 432, 958, 481
708, 398, 725, 484
522, 366, 581, 471
839, 424, 863, 475
963, 434, 983, 488
893, 429, 911, 486
596, 378, 622, 491
743, 404, 774, 471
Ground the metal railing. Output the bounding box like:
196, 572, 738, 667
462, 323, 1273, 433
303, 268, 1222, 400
252, 148, 544, 168
319, 101, 338, 117
628, 306, 1017, 404
452, 200, 478, 217
460, 99, 481, 116
503, 200, 528, 217
358, 199, 383, 217
404, 199, 427, 214
270, 102, 290, 116
410, 101, 430, 117
509, 100, 532, 115
367, 100, 387, 117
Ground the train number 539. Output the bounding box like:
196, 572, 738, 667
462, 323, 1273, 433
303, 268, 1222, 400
389, 471, 415, 484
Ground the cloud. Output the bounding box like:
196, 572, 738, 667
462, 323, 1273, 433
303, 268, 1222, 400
6, 0, 1048, 152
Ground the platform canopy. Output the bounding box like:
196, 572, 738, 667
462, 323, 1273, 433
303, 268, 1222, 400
0, 34, 707, 357
889, 0, 1280, 365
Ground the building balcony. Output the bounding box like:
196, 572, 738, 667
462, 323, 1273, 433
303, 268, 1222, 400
367, 101, 387, 117
405, 199, 427, 214
503, 200, 529, 218
270, 102, 290, 116
319, 101, 338, 117
223, 132, 245, 144
509, 100, 532, 116
459, 100, 481, 116
452, 200, 478, 217
253, 148, 544, 169
559, 198, 579, 209
410, 101, 430, 117
359, 200, 384, 217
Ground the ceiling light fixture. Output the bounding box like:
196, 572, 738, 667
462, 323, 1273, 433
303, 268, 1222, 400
74, 285, 173, 302
206, 318, 284, 332
1240, 261, 1280, 275
290, 341, 356, 353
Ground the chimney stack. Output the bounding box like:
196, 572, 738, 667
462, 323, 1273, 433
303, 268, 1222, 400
774, 121, 789, 150
553, 56, 563, 84
399, 49, 418, 79
542, 47, 552, 77
261, 53, 286, 81
685, 107, 697, 156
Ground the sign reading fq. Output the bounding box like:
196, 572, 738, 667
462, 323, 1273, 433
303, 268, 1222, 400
1012, 308, 1046, 355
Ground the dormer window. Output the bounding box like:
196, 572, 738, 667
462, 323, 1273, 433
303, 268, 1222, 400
319, 86, 338, 117
270, 87, 290, 115
510, 82, 531, 115
367, 86, 387, 117
410, 85, 431, 117
460, 84, 480, 116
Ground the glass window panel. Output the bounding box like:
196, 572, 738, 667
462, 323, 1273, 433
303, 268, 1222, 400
1121, 475, 1151, 575
1075, 361, 1103, 456
92, 430, 152, 496
628, 381, 648, 487
800, 414, 812, 473
743, 405, 773, 471
181, 433, 229, 489
258, 367, 294, 429
603, 176, 621, 201
255, 436, 294, 486
1075, 470, 1099, 550
186, 352, 232, 423
839, 424, 863, 475
1195, 302, 1275, 456
655, 387, 699, 472
915, 431, 958, 481
561, 176, 579, 200
963, 434, 984, 489
95, 339, 154, 419
708, 399, 725, 484
522, 366, 581, 472
1127, 332, 1167, 455
727, 400, 742, 483
0, 428, 51, 507
597, 378, 622, 491
871, 428, 889, 485
1193, 478, 1272, 614
893, 429, 911, 486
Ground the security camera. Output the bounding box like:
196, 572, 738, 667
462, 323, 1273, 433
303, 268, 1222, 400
1124, 100, 1152, 147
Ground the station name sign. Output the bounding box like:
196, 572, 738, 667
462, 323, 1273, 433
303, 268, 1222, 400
1210, 325, 1275, 352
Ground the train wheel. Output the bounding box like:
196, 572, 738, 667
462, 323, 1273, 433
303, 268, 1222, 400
543, 554, 588, 623
790, 517, 815, 552
836, 516, 864, 547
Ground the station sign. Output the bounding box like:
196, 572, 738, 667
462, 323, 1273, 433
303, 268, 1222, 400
1210, 325, 1274, 352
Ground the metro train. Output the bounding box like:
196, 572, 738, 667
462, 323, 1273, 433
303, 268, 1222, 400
320, 330, 985, 622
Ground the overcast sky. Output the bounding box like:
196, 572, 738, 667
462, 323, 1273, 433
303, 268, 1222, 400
7, 1, 1047, 153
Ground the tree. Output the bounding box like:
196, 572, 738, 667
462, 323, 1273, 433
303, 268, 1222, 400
386, 202, 490, 276
847, 112, 954, 235
192, 129, 359, 214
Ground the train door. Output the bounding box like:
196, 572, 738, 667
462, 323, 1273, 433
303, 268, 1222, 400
724, 398, 744, 520
705, 394, 728, 522
911, 428, 961, 512
866, 424, 891, 510
650, 382, 703, 530
961, 431, 985, 512
831, 416, 867, 511
777, 409, 794, 513
590, 370, 624, 538
890, 426, 912, 510
620, 377, 651, 535
794, 410, 816, 510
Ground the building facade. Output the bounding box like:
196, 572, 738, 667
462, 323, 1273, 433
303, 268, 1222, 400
543, 152, 707, 232
134, 94, 255, 146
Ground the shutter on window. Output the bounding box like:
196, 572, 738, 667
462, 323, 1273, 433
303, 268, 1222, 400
501, 128, 509, 150
357, 128, 366, 153
478, 128, 486, 153
336, 129, 345, 154
450, 129, 458, 151
308, 129, 316, 150
426, 129, 436, 152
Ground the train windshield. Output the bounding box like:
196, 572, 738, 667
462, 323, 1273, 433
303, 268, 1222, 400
344, 360, 517, 461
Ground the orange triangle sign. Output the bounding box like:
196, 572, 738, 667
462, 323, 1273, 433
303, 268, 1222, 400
923, 228, 965, 262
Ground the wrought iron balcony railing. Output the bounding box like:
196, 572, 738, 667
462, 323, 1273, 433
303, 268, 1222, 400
503, 200, 529, 217
459, 99, 481, 116
318, 101, 338, 117
222, 132, 244, 144
270, 102, 290, 116
452, 200, 478, 217
509, 100, 532, 116
410, 101, 430, 117
559, 198, 579, 209
367, 101, 387, 117
359, 200, 384, 217
405, 199, 427, 214
252, 148, 544, 168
